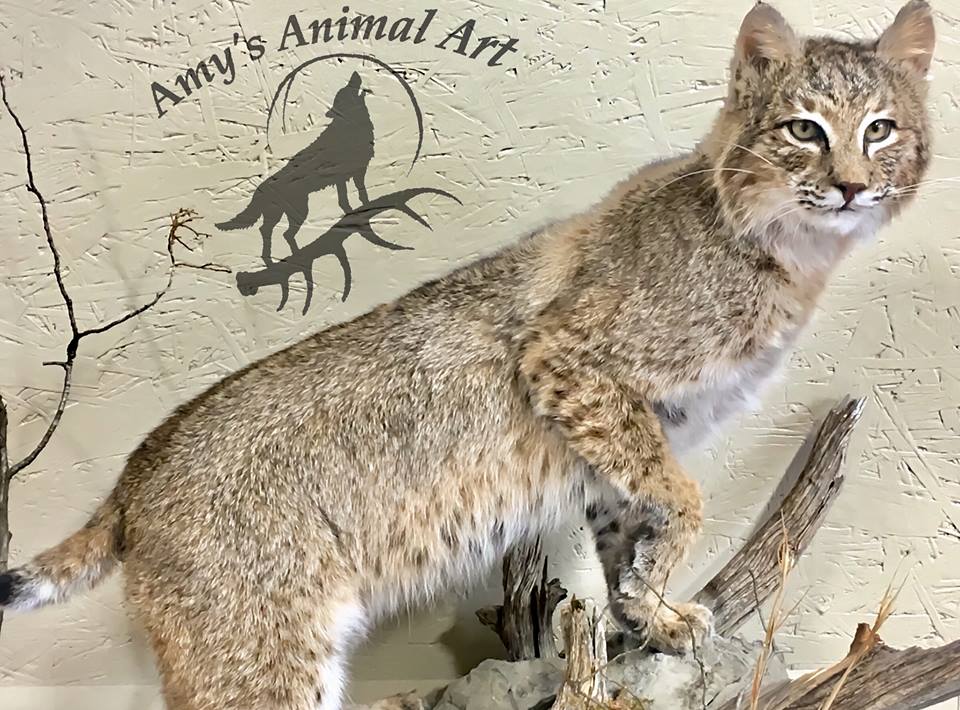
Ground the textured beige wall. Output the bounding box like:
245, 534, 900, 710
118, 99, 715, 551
1, 0, 959, 707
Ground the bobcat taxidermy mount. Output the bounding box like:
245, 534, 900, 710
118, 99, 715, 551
1, 3, 936, 709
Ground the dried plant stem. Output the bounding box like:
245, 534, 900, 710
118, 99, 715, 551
721, 561, 952, 710
748, 516, 796, 710
816, 567, 908, 710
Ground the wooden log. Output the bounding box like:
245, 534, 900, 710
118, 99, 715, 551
551, 597, 607, 710
785, 637, 960, 710
694, 396, 865, 636
476, 537, 568, 660
720, 627, 960, 710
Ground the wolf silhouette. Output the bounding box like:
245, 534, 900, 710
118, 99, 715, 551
216, 71, 375, 265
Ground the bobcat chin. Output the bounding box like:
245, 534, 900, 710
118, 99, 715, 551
0, 3, 935, 709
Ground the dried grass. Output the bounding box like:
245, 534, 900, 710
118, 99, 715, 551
743, 554, 912, 710
745, 515, 812, 710
548, 527, 912, 710
812, 560, 909, 710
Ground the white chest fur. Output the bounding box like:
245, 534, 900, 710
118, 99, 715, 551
654, 215, 861, 456
653, 330, 800, 455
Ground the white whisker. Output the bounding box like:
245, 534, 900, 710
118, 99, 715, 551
728, 143, 777, 169
648, 167, 758, 198
891, 176, 960, 192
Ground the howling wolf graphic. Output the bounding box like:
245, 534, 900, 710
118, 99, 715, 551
216, 71, 375, 265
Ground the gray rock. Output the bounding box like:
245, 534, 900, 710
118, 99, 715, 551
357, 635, 786, 710
430, 657, 565, 710
603, 635, 785, 709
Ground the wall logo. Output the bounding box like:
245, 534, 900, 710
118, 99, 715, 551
147, 8, 521, 314
217, 54, 460, 314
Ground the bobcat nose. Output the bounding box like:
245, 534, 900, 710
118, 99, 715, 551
835, 181, 867, 207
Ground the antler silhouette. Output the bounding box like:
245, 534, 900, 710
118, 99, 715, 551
236, 188, 460, 314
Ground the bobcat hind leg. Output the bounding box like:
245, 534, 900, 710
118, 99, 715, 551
129, 567, 364, 710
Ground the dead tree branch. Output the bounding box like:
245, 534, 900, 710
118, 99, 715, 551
0, 72, 227, 634
694, 396, 865, 636
476, 537, 568, 661
721, 627, 960, 710
0, 401, 8, 611
551, 597, 607, 710
731, 565, 960, 710
783, 635, 960, 710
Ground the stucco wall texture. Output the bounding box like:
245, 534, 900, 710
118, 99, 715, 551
1, 0, 959, 707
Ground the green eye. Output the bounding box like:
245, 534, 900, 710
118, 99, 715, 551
787, 119, 823, 142
865, 119, 895, 143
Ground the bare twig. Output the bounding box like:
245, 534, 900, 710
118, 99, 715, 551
167, 209, 232, 274
0, 396, 9, 632
0, 400, 7, 478
2, 74, 79, 479
0, 72, 228, 634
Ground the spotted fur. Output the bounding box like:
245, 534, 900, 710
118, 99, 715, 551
0, 3, 935, 709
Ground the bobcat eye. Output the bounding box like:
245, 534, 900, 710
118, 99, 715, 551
786, 119, 825, 144
864, 119, 895, 143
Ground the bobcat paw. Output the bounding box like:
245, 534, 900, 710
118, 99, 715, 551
648, 601, 713, 654
613, 597, 713, 655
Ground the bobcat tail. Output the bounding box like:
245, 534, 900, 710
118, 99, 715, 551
215, 196, 262, 231
0, 492, 123, 612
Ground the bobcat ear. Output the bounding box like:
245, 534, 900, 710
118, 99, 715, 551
877, 0, 936, 76
734, 2, 800, 68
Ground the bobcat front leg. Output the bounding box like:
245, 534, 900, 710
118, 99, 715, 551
520, 339, 712, 653
586, 491, 711, 653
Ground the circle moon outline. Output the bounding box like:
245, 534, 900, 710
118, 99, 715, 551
266, 52, 424, 175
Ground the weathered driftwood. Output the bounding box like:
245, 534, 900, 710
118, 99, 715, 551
481, 397, 864, 660
784, 637, 960, 710
476, 537, 568, 661
720, 624, 960, 710
694, 396, 865, 636
551, 597, 607, 710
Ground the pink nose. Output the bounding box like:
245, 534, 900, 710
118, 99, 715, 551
835, 182, 867, 206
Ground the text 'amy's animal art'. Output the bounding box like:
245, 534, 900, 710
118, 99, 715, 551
145, 7, 518, 314
149, 7, 520, 119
